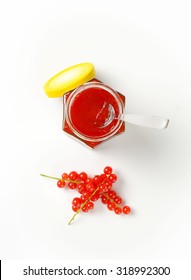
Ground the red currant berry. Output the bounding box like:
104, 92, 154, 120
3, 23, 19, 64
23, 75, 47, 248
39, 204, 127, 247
86, 201, 94, 210
101, 196, 109, 204
100, 174, 107, 182
98, 184, 107, 192
108, 174, 117, 183
123, 206, 131, 214
72, 197, 82, 207
69, 171, 79, 181
85, 178, 93, 184
104, 166, 113, 175
105, 180, 112, 188
57, 180, 65, 188
82, 205, 89, 212
68, 182, 77, 189
61, 173, 68, 181
104, 181, 112, 191
104, 186, 112, 192
107, 202, 115, 211
80, 195, 86, 202
114, 196, 122, 205
82, 191, 90, 199
115, 207, 122, 215
77, 183, 86, 194
93, 175, 102, 185
108, 190, 117, 199
86, 183, 96, 193
72, 205, 80, 212
90, 193, 100, 202
78, 172, 88, 182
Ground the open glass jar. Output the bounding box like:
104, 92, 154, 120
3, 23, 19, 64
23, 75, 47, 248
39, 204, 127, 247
44, 63, 126, 148
44, 62, 169, 148
63, 80, 125, 148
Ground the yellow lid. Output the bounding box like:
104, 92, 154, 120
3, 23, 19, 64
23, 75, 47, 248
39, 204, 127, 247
44, 62, 96, 98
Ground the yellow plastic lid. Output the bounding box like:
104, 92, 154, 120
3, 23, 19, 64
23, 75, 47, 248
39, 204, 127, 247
44, 62, 96, 98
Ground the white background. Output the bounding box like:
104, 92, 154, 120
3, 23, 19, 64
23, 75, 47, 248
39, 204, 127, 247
0, 0, 191, 260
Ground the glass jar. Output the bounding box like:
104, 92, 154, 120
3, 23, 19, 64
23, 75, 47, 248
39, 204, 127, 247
44, 63, 125, 148
63, 79, 125, 148
44, 62, 169, 148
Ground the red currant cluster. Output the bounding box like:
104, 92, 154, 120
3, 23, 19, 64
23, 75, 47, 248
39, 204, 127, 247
41, 166, 131, 224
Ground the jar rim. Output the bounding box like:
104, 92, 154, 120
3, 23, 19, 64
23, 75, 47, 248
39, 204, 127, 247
64, 82, 124, 142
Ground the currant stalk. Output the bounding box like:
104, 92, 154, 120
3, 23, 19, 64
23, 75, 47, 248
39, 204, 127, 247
68, 186, 99, 225
102, 193, 121, 208
40, 174, 80, 184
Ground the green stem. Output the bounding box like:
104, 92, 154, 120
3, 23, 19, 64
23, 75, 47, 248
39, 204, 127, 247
68, 186, 99, 225
68, 177, 114, 225
102, 193, 121, 208
40, 174, 62, 181
40, 174, 80, 184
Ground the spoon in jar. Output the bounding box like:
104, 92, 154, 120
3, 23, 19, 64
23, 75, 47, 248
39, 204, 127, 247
95, 103, 169, 129
121, 114, 169, 129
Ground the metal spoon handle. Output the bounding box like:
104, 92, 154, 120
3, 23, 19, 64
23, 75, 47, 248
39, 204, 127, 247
121, 114, 169, 129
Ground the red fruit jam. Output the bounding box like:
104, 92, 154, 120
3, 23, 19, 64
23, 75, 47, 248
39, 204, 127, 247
63, 80, 125, 148
70, 88, 120, 137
